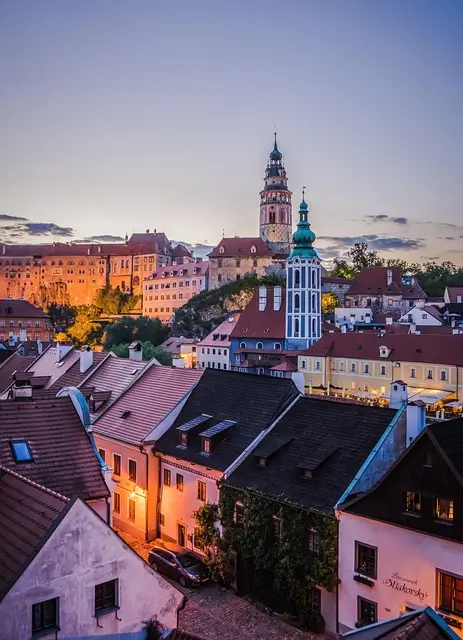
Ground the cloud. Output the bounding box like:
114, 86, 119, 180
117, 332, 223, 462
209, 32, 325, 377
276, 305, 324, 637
82, 234, 125, 243
0, 213, 28, 222
366, 214, 409, 225
318, 234, 425, 252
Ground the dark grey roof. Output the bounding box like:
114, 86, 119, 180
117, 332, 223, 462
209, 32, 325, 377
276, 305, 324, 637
155, 369, 299, 472
226, 396, 397, 514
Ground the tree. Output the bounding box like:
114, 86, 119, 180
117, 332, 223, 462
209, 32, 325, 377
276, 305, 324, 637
94, 285, 140, 315
31, 282, 70, 309
103, 316, 169, 350
321, 292, 339, 314
329, 258, 357, 279
110, 341, 172, 365
347, 242, 384, 271
47, 303, 76, 332
66, 306, 103, 347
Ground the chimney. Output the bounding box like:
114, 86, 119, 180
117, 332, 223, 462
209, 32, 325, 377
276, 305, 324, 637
258, 286, 267, 312
19, 329, 27, 342
56, 342, 63, 362
80, 346, 94, 373
406, 400, 426, 445
12, 385, 33, 400
389, 380, 408, 409
129, 341, 143, 362
341, 324, 347, 333
387, 269, 393, 286
172, 356, 185, 368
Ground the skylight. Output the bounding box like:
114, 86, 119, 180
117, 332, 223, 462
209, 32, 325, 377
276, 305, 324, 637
10, 440, 33, 463
121, 410, 131, 419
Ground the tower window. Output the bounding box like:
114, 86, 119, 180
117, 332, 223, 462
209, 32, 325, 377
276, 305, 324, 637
294, 270, 300, 287
294, 318, 300, 337
294, 293, 300, 312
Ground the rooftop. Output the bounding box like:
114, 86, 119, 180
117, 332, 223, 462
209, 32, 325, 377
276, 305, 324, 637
0, 299, 49, 318
148, 261, 209, 280
230, 287, 285, 340
208, 237, 271, 258
0, 352, 37, 395
226, 395, 397, 514
94, 364, 203, 445
445, 287, 463, 304
197, 314, 241, 347
0, 395, 109, 500
50, 351, 109, 390
346, 268, 426, 300
156, 369, 299, 472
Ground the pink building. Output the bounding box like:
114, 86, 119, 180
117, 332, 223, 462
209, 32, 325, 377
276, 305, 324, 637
143, 261, 209, 324
196, 313, 240, 371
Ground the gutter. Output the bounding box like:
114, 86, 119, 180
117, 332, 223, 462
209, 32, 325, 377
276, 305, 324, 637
139, 444, 149, 542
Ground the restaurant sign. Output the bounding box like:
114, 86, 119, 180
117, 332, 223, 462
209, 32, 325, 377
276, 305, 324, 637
383, 572, 428, 602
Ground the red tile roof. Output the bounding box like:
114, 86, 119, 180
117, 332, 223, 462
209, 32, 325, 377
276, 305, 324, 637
271, 361, 297, 372
93, 364, 203, 445
0, 466, 70, 600
0, 299, 49, 318
346, 267, 426, 300
230, 287, 285, 340
50, 351, 109, 390
303, 331, 463, 366
0, 353, 37, 394
446, 287, 463, 303
0, 396, 109, 499
172, 244, 193, 258
149, 261, 210, 280
208, 237, 271, 258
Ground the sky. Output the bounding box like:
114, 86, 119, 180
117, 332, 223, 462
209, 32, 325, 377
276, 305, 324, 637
1, 0, 462, 264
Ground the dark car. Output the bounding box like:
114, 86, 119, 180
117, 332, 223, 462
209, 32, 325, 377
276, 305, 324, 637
148, 546, 209, 587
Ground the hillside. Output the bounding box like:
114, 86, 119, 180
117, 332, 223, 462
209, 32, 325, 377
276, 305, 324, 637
171, 274, 285, 339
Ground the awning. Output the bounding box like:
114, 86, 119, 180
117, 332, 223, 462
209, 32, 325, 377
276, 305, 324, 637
407, 388, 452, 405
445, 400, 463, 408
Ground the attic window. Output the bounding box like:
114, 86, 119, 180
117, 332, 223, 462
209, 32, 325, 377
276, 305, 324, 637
257, 457, 267, 466
302, 468, 313, 479
251, 245, 256, 253
201, 438, 211, 455
178, 432, 188, 448
121, 410, 131, 419
10, 440, 33, 463
212, 334, 219, 341
219, 246, 225, 254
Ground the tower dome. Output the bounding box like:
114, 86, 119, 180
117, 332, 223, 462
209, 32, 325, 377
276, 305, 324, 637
290, 195, 318, 259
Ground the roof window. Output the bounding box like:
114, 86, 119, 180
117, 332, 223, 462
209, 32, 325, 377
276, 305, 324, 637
10, 440, 33, 463
121, 410, 131, 419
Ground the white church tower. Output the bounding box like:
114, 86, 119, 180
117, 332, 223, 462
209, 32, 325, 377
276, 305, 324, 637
285, 190, 322, 350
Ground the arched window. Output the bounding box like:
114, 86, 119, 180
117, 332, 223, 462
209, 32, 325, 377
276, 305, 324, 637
239, 342, 246, 349
312, 270, 316, 288
312, 294, 316, 310
126, 259, 130, 269
256, 342, 263, 349
294, 318, 300, 337
294, 293, 300, 312
294, 269, 300, 287
133, 276, 140, 287
274, 342, 282, 350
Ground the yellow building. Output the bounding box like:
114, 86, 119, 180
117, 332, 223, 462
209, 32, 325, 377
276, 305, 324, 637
298, 332, 463, 407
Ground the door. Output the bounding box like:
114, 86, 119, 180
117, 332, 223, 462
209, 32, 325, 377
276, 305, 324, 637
177, 523, 186, 547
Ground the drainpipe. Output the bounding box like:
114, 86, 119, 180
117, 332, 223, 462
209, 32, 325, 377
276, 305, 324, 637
140, 444, 149, 543
155, 451, 163, 539
105, 496, 110, 526
336, 517, 340, 636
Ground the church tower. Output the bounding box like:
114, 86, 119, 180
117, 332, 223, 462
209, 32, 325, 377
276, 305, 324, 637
259, 134, 292, 257
285, 190, 322, 350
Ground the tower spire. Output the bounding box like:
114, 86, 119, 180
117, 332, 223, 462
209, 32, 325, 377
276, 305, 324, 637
289, 187, 318, 259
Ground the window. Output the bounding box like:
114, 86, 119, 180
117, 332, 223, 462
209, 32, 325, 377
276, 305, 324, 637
128, 459, 137, 482
201, 438, 211, 454
438, 571, 463, 616
10, 440, 33, 463
403, 491, 421, 515
410, 367, 416, 378
197, 481, 206, 502
95, 579, 118, 614
308, 528, 320, 556
427, 369, 433, 380
364, 364, 369, 374
113, 492, 121, 514
176, 473, 184, 491
307, 587, 321, 614
351, 363, 357, 373
163, 468, 172, 486
32, 597, 59, 635
380, 365, 386, 376
128, 499, 136, 522
355, 542, 377, 579
387, 299, 393, 307
256, 342, 263, 350
357, 596, 377, 626
98, 448, 106, 462
235, 502, 246, 524
178, 431, 188, 447
113, 454, 121, 477
435, 497, 454, 522
441, 370, 447, 381
315, 360, 321, 371
272, 516, 282, 542
159, 513, 166, 526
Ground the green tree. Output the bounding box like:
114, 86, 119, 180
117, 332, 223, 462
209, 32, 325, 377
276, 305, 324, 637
94, 285, 140, 315
31, 282, 70, 309
329, 257, 357, 279
66, 305, 103, 346
347, 242, 384, 270
103, 316, 169, 349
110, 341, 172, 365
47, 303, 76, 332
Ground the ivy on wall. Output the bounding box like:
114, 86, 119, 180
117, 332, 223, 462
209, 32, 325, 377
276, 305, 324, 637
193, 485, 338, 633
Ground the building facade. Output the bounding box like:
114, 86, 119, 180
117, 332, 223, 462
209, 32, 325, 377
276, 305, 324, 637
259, 134, 292, 257
208, 238, 273, 289
0, 299, 52, 343
196, 313, 240, 371
143, 261, 209, 324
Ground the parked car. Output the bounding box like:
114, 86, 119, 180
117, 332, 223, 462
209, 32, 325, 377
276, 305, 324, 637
148, 546, 209, 587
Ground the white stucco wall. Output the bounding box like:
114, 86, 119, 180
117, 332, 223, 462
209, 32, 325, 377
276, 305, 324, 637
197, 345, 230, 371
159, 455, 221, 549
0, 498, 183, 640
338, 511, 463, 636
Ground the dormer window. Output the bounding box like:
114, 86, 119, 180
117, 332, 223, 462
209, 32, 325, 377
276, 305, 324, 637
257, 457, 267, 466
178, 432, 188, 447
250, 245, 256, 253
219, 246, 225, 254
379, 346, 390, 358
10, 440, 33, 463
201, 438, 211, 455
302, 468, 313, 479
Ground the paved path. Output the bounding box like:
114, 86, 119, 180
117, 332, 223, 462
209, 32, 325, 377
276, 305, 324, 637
116, 529, 329, 640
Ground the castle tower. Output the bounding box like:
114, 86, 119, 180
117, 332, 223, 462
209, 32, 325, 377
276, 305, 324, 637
285, 190, 322, 350
259, 134, 292, 257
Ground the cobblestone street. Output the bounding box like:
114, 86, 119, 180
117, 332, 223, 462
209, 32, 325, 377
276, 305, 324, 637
116, 529, 328, 640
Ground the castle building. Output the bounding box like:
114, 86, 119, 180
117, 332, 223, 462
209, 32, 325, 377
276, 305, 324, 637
259, 134, 293, 257
285, 192, 322, 350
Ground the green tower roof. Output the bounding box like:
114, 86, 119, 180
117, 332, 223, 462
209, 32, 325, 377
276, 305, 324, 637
289, 191, 319, 260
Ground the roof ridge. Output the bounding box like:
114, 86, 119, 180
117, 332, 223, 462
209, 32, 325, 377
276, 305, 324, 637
0, 464, 70, 502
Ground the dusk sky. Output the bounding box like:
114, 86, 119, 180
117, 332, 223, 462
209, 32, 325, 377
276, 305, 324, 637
1, 0, 462, 263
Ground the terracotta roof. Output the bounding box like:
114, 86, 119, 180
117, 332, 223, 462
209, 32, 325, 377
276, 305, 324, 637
346, 268, 426, 300
302, 331, 463, 366
208, 237, 271, 258
50, 351, 109, 390
0, 467, 70, 600
148, 261, 210, 280
0, 353, 36, 394
0, 299, 49, 319
227, 395, 397, 514
197, 314, 241, 348
127, 232, 172, 255
271, 361, 297, 372
322, 276, 353, 285
446, 287, 463, 304
156, 369, 299, 472
94, 364, 203, 445
0, 396, 109, 499
161, 337, 198, 355
172, 244, 193, 258
230, 287, 285, 340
